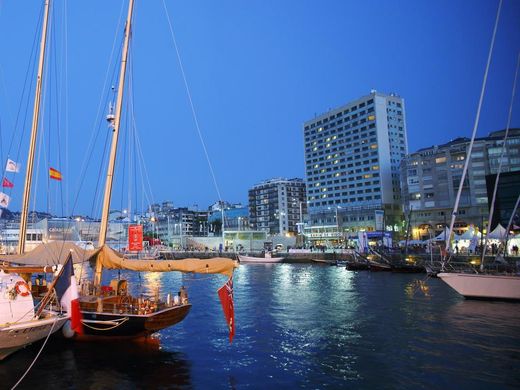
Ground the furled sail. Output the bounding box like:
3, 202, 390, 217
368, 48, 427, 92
97, 245, 237, 277
1, 241, 96, 266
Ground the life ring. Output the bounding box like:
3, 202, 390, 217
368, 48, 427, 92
15, 281, 31, 297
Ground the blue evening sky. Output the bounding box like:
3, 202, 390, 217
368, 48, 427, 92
0, 0, 519, 217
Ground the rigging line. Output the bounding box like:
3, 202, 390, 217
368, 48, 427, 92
69, 39, 123, 216
0, 62, 11, 165
6, 1, 43, 160
31, 8, 54, 223
10, 316, 59, 390
73, 0, 126, 200
0, 117, 3, 172
118, 43, 134, 218
60, 0, 70, 216
89, 129, 112, 223
49, 0, 65, 218
127, 46, 136, 219
443, 0, 502, 263
69, 59, 120, 218
134, 124, 155, 211
480, 51, 519, 269
128, 41, 156, 213
161, 0, 223, 202
49, 2, 61, 216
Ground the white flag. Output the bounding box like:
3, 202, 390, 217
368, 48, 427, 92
0, 192, 10, 208
5, 159, 20, 173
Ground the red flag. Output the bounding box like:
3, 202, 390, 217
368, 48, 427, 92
2, 177, 13, 188
218, 277, 235, 343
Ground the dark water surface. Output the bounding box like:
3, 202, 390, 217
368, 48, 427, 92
2, 264, 520, 389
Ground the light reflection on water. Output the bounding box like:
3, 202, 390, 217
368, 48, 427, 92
1, 264, 519, 389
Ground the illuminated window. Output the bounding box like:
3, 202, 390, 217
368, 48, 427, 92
435, 157, 446, 164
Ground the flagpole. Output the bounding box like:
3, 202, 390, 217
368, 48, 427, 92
18, 0, 52, 254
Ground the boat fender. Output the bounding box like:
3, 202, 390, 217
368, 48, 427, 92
15, 280, 31, 297
62, 320, 75, 338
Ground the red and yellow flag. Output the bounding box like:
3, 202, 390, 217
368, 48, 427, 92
49, 167, 62, 181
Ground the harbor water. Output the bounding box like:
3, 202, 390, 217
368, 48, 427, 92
2, 263, 519, 389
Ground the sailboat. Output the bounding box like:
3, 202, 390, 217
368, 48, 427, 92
0, 0, 69, 360
70, 0, 236, 340
438, 3, 520, 302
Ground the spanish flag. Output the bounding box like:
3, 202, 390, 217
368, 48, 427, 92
49, 167, 62, 181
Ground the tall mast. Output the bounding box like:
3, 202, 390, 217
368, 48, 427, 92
94, 0, 135, 286
18, 0, 52, 254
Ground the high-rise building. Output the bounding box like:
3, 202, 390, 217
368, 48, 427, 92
248, 178, 307, 235
400, 129, 520, 239
303, 91, 407, 237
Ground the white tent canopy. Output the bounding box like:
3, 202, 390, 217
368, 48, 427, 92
430, 227, 452, 242
457, 226, 482, 240
486, 224, 508, 240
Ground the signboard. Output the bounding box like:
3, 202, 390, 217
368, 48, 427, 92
375, 210, 385, 231
128, 225, 143, 251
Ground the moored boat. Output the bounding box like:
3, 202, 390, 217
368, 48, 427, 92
368, 260, 392, 272
438, 272, 520, 302
238, 252, 284, 264
0, 270, 68, 360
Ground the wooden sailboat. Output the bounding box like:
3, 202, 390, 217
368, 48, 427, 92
73, 0, 236, 340
438, 4, 520, 302
0, 0, 68, 360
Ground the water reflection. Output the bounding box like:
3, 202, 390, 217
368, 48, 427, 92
1, 336, 192, 389
404, 279, 431, 298
2, 265, 519, 389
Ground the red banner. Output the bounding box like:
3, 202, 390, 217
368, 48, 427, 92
128, 225, 143, 251
218, 277, 235, 343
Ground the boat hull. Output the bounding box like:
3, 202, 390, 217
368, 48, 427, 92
346, 262, 369, 271
76, 304, 191, 340
368, 261, 392, 271
238, 255, 284, 263
0, 315, 68, 360
438, 273, 520, 301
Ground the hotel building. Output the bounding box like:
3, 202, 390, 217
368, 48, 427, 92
303, 91, 408, 242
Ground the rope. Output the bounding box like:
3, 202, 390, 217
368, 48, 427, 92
479, 51, 519, 270
10, 315, 59, 390
81, 316, 129, 331
443, 0, 502, 264
161, 0, 223, 202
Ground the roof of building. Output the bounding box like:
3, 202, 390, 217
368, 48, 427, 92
413, 128, 520, 154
